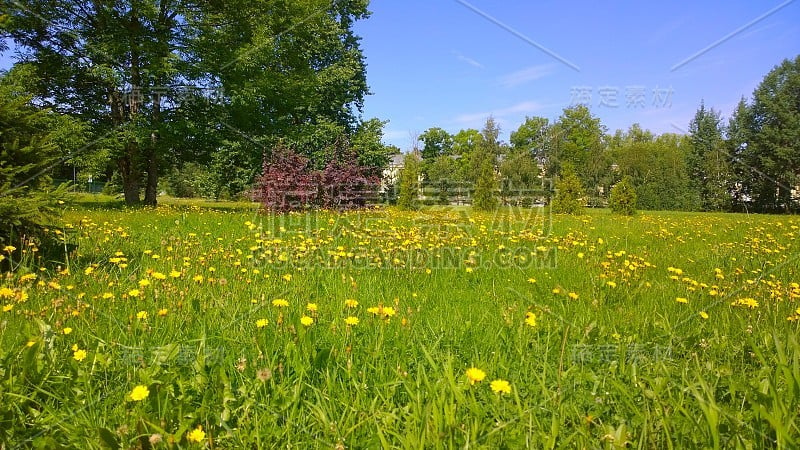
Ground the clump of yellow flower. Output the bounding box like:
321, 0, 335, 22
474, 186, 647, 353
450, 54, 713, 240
525, 312, 537, 327
344, 316, 359, 326
490, 379, 512, 394
272, 298, 289, 307
465, 367, 486, 385
129, 385, 150, 401
300, 316, 314, 326
256, 319, 269, 328
73, 348, 87, 362
345, 299, 359, 308
731, 297, 758, 309
187, 426, 206, 443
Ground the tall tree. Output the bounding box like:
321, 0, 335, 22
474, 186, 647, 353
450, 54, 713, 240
550, 105, 608, 194
745, 56, 800, 212
688, 102, 732, 211
451, 128, 483, 181
419, 127, 454, 161
725, 98, 753, 210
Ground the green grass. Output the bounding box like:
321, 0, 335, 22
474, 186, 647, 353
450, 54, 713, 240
1, 200, 799, 448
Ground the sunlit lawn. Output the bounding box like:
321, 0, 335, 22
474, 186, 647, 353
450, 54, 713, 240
1, 199, 799, 447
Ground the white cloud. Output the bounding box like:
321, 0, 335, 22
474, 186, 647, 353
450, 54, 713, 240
453, 51, 484, 69
450, 101, 544, 126
498, 64, 555, 87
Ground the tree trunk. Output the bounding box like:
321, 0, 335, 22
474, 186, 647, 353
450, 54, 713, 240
143, 91, 160, 206
110, 87, 140, 205
119, 144, 141, 205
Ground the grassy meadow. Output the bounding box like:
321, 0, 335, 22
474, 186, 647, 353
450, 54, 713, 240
1, 199, 799, 448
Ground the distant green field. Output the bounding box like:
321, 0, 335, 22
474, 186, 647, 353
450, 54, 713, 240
1, 200, 799, 448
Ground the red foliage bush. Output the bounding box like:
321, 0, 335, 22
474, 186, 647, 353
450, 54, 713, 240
251, 143, 318, 212
253, 141, 380, 212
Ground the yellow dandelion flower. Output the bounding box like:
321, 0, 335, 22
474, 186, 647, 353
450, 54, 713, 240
157, 308, 168, 317
2, 304, 12, 312
169, 270, 182, 278
345, 299, 359, 308
129, 385, 149, 401
699, 311, 709, 320
490, 379, 512, 394
272, 298, 289, 307
300, 315, 314, 326
527, 278, 536, 284
3, 245, 16, 253
187, 426, 206, 443
344, 316, 359, 326
138, 279, 151, 287
73, 349, 87, 361
606, 281, 617, 288
151, 272, 166, 280
525, 312, 537, 327
136, 311, 148, 320
62, 327, 73, 335
466, 367, 486, 385
84, 266, 94, 275
128, 289, 141, 298
256, 318, 269, 328
306, 303, 318, 313
568, 292, 579, 300
676, 297, 688, 304
282, 274, 292, 282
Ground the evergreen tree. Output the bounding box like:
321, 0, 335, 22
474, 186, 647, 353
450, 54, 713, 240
397, 153, 421, 210
0, 70, 85, 250
551, 163, 584, 214
473, 159, 498, 211
688, 102, 732, 211
609, 175, 637, 215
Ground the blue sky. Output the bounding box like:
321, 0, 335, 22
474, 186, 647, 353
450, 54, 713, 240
2, 1, 798, 151
354, 1, 800, 149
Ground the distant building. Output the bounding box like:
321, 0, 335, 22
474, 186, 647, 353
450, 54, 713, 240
381, 153, 405, 191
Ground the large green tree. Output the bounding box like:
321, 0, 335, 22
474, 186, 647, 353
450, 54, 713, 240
744, 56, 800, 212
419, 127, 454, 162
2, 0, 375, 205
550, 105, 608, 194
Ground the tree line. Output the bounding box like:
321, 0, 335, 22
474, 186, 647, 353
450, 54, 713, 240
400, 55, 800, 214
